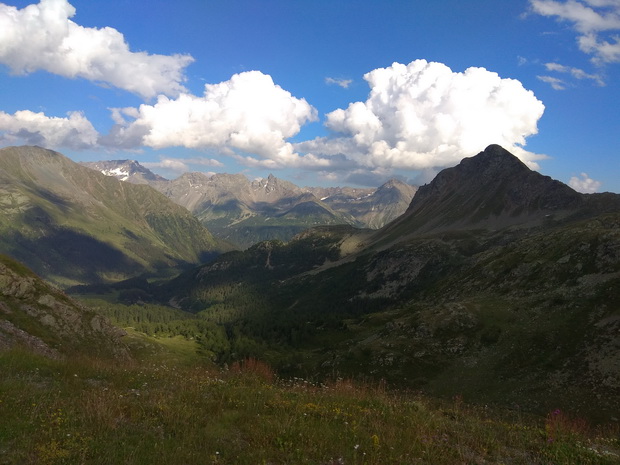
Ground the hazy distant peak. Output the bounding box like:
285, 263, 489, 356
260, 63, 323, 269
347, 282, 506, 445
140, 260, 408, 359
251, 173, 298, 193
81, 159, 167, 184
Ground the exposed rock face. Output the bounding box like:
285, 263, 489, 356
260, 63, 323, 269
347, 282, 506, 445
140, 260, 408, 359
409, 145, 582, 227
410, 144, 582, 217
307, 179, 418, 229
0, 320, 62, 359
0, 255, 127, 359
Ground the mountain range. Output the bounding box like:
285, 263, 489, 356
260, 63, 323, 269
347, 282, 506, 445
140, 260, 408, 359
1, 143, 619, 422
81, 160, 417, 248
0, 146, 225, 286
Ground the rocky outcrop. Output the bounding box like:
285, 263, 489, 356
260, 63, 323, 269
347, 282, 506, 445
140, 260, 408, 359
0, 255, 127, 358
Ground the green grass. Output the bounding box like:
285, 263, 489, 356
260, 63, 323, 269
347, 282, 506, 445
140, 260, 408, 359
1, 349, 618, 465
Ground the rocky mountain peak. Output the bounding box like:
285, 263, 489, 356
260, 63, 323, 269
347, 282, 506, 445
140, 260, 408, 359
383, 145, 585, 237
417, 145, 532, 195
463, 143, 528, 171
376, 178, 417, 196
379, 179, 401, 189
81, 159, 167, 184
251, 174, 298, 196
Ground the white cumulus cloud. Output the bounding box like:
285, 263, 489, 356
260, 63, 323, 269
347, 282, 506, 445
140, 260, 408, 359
0, 0, 193, 98
569, 172, 602, 192
297, 59, 546, 172
141, 156, 222, 178
107, 71, 321, 168
0, 109, 98, 149
530, 0, 620, 65
142, 158, 191, 174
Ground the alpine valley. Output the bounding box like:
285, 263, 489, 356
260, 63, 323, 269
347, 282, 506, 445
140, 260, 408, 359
2, 144, 620, 464
143, 144, 620, 421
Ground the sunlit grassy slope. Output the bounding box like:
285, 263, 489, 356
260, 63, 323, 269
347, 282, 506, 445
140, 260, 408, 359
1, 348, 618, 465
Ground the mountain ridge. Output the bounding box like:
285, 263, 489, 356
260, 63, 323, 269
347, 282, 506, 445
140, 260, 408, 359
7, 143, 619, 420
372, 144, 618, 248
0, 146, 225, 286
80, 159, 167, 184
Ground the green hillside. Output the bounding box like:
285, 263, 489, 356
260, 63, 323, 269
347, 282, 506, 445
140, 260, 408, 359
2, 348, 618, 465
0, 146, 225, 286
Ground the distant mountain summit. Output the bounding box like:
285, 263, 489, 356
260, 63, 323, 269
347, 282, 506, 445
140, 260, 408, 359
411, 144, 581, 216
305, 179, 417, 229
159, 172, 360, 248
83, 160, 417, 248
80, 159, 167, 184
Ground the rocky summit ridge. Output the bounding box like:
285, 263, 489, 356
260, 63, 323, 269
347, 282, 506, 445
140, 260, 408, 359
80, 159, 167, 184
375, 144, 617, 246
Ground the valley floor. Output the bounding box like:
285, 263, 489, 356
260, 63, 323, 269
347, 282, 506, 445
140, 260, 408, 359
1, 348, 618, 465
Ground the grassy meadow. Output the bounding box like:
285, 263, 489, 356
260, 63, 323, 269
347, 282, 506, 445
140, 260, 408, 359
1, 346, 618, 465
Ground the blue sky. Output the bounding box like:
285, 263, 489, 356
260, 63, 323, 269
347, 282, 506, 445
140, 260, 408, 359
0, 0, 618, 192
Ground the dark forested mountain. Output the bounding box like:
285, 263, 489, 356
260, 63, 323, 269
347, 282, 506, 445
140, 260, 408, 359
83, 161, 417, 248
375, 144, 585, 243
0, 146, 224, 286
147, 145, 620, 420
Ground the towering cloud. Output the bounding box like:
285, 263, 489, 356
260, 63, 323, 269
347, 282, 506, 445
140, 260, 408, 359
0, 0, 193, 98
298, 60, 546, 172
106, 71, 320, 168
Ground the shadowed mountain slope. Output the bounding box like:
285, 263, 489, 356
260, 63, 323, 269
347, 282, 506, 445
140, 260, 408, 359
0, 146, 224, 286
0, 254, 126, 358
373, 144, 616, 247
